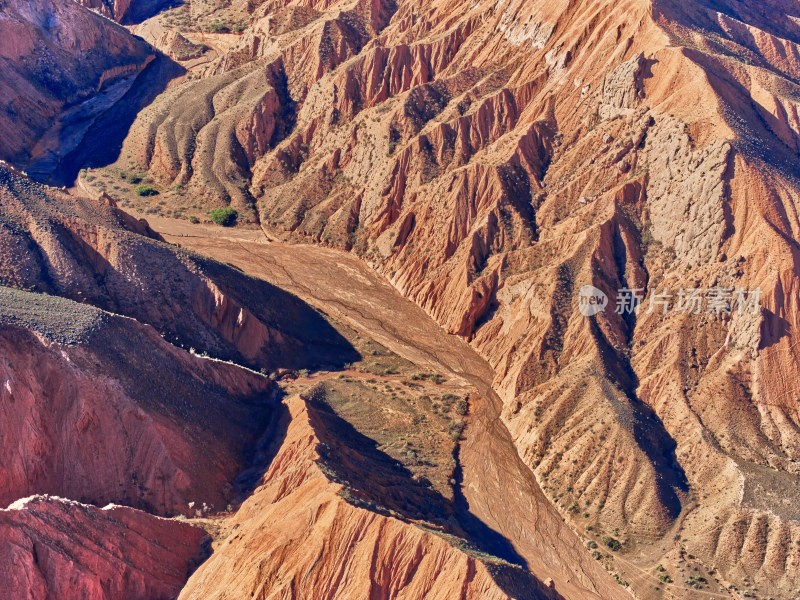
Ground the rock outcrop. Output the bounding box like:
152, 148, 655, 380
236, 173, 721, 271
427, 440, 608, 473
0, 495, 207, 600
180, 395, 553, 600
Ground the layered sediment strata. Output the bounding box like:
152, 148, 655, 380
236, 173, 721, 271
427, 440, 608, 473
0, 286, 276, 516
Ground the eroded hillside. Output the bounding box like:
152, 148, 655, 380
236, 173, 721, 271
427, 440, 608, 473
0, 159, 605, 598
0, 496, 207, 600
73, 0, 800, 597
2, 0, 800, 598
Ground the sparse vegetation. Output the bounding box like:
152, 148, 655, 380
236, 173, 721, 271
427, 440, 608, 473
410, 373, 446, 384
121, 172, 144, 184
135, 185, 158, 197
685, 575, 707, 588
207, 22, 230, 33
448, 420, 465, 440
601, 536, 621, 551
210, 207, 238, 226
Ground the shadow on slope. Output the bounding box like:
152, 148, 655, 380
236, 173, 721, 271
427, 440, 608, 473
0, 164, 360, 372
304, 392, 564, 600
591, 315, 690, 523
120, 0, 183, 25
49, 53, 185, 186
233, 399, 291, 501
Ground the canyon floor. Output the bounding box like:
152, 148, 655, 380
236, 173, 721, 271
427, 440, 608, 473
134, 212, 748, 599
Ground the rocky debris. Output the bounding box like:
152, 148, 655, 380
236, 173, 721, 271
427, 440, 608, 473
599, 53, 648, 119
0, 286, 104, 345
0, 495, 207, 600
643, 117, 732, 266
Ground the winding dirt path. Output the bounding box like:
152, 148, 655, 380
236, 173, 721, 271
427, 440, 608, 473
146, 216, 633, 600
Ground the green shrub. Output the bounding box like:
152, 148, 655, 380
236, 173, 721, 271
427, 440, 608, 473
601, 536, 621, 551
188, 215, 199, 224
441, 393, 458, 405
685, 575, 707, 588
448, 420, 465, 441
209, 207, 238, 226
135, 185, 158, 196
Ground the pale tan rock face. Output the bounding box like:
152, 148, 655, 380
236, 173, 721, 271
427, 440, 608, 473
110, 0, 800, 596
0, 495, 207, 600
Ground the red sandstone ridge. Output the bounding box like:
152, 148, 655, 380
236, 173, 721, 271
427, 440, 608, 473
0, 163, 365, 518
0, 495, 207, 600
0, 163, 357, 373
0, 286, 276, 516
102, 0, 800, 597
179, 395, 554, 600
